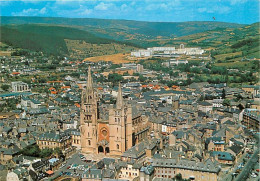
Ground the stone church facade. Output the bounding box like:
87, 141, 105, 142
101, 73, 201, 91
80, 67, 150, 156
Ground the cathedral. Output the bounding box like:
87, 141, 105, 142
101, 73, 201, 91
80, 67, 150, 156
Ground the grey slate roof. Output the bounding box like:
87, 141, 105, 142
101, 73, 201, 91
212, 151, 234, 161
83, 168, 102, 179
152, 158, 220, 173
140, 165, 154, 175
37, 131, 71, 142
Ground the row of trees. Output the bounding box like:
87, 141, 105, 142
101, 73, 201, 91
21, 144, 63, 158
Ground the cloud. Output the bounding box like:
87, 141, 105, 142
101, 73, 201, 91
120, 4, 127, 11
198, 8, 207, 13
197, 5, 230, 14
144, 0, 181, 11
39, 7, 46, 14
12, 7, 47, 16
79, 9, 93, 15
94, 2, 113, 10
1, 1, 11, 6
50, 4, 93, 17
229, 0, 248, 5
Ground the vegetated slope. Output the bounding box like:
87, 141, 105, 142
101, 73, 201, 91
65, 39, 135, 58
137, 22, 259, 49
1, 16, 244, 41
0, 24, 137, 56
211, 22, 260, 59
1, 26, 68, 55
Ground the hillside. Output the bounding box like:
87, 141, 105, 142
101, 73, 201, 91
0, 24, 136, 56
134, 22, 259, 48
0, 17, 257, 60
1, 16, 244, 43
140, 23, 259, 56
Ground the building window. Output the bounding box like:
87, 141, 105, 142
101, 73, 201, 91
117, 144, 119, 149
88, 140, 91, 145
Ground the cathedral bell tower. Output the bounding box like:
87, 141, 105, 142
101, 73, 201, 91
80, 66, 99, 154
109, 83, 133, 156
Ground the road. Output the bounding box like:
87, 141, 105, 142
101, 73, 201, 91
221, 151, 248, 181
234, 133, 260, 181
221, 133, 260, 181
234, 147, 259, 181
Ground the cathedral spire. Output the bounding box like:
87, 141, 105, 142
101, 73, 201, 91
116, 82, 123, 109
86, 66, 93, 92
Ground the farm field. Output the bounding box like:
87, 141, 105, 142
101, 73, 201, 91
83, 53, 134, 64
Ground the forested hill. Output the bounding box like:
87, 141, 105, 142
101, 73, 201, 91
0, 24, 137, 56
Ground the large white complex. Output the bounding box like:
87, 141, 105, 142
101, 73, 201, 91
131, 44, 204, 57
147, 47, 176, 52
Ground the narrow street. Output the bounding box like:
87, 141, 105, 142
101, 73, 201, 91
235, 147, 259, 181
221, 133, 260, 181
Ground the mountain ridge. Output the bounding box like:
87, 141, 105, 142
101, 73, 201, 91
0, 16, 245, 41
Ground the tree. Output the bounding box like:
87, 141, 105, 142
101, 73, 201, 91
39, 148, 53, 158
175, 173, 182, 180
223, 99, 231, 107
123, 72, 130, 76
53, 147, 63, 158
109, 97, 116, 104
222, 88, 226, 99
225, 74, 229, 83
21, 144, 41, 157
199, 95, 205, 101
237, 104, 244, 110
1, 84, 10, 91
235, 94, 243, 101
172, 173, 191, 181
108, 73, 123, 83
139, 75, 147, 82
22, 78, 31, 84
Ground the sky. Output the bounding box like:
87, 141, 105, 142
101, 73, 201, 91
0, 0, 259, 24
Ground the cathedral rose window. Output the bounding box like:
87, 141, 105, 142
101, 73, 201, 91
102, 129, 108, 136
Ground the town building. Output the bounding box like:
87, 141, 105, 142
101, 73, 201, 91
36, 131, 72, 151
152, 158, 220, 181
242, 108, 260, 131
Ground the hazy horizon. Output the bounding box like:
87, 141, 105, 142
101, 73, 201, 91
0, 0, 259, 24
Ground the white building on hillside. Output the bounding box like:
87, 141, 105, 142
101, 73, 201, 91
11, 81, 30, 92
